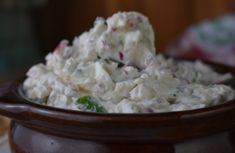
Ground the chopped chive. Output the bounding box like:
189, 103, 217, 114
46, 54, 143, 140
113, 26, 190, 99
77, 96, 106, 113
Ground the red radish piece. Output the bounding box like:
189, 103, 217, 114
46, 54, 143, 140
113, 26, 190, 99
111, 27, 117, 32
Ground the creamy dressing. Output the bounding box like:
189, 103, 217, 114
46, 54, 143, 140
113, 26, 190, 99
23, 12, 235, 113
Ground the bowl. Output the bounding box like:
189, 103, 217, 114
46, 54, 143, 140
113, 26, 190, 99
0, 60, 235, 153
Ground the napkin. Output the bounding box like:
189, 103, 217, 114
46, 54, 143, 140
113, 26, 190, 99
166, 14, 235, 66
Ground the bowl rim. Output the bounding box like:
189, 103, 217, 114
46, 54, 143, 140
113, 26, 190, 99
6, 63, 235, 125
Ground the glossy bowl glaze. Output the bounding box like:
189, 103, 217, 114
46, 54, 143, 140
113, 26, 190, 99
0, 61, 235, 153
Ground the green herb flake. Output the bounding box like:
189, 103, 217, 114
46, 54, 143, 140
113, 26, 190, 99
77, 96, 106, 113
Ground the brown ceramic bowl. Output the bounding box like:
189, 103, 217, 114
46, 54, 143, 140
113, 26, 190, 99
0, 61, 235, 153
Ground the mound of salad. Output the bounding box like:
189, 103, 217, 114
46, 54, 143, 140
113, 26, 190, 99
23, 12, 235, 113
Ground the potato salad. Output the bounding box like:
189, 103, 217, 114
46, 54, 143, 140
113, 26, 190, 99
23, 12, 235, 113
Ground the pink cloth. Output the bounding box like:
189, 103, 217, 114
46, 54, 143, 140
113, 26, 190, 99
166, 14, 235, 66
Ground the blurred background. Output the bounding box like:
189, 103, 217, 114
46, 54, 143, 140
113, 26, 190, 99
0, 0, 235, 82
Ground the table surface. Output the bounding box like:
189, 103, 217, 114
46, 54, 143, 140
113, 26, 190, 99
0, 70, 24, 153
0, 134, 10, 153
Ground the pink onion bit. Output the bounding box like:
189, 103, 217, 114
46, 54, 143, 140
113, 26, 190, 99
111, 27, 117, 32
27, 68, 38, 78
54, 39, 69, 53
124, 69, 128, 75
145, 54, 156, 66
119, 51, 124, 61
